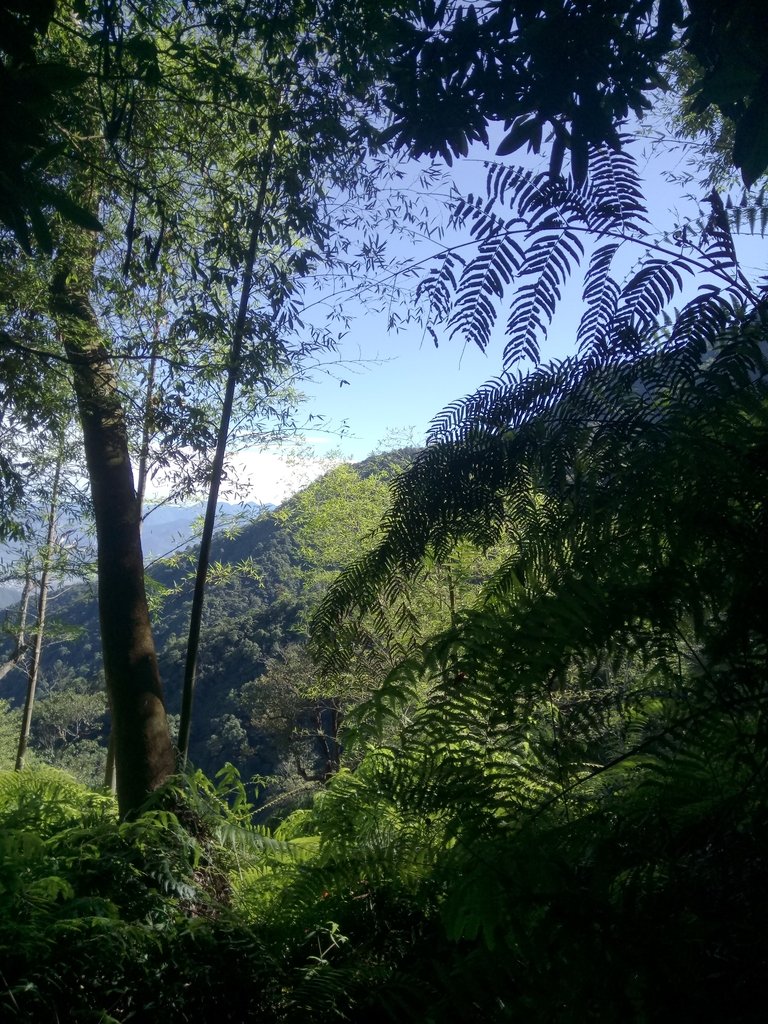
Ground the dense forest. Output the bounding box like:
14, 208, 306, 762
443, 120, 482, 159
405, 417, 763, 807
2, 0, 768, 1020
1, 449, 422, 792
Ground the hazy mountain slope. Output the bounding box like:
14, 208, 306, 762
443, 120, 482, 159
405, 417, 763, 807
0, 451, 416, 785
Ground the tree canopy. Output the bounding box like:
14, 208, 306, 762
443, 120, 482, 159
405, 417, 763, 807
1, 0, 421, 813
380, 0, 768, 186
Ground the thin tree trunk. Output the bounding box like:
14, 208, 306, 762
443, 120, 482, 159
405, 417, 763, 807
0, 573, 32, 682
178, 124, 278, 763
135, 285, 162, 515
51, 246, 174, 817
15, 455, 62, 769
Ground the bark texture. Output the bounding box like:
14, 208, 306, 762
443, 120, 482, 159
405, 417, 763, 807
51, 261, 175, 816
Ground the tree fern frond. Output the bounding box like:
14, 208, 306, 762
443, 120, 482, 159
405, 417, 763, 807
416, 249, 465, 326
447, 227, 525, 352
577, 242, 621, 355
504, 226, 586, 367
485, 163, 550, 212
701, 190, 738, 266
666, 286, 740, 359
426, 375, 513, 442
612, 256, 692, 351
583, 144, 648, 235
313, 310, 768, 695
426, 149, 651, 368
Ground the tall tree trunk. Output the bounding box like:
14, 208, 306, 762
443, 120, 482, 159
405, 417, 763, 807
104, 283, 163, 797
104, 732, 117, 793
135, 283, 163, 516
15, 454, 62, 769
50, 246, 174, 817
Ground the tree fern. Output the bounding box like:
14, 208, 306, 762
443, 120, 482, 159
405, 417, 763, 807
299, 186, 768, 1013
420, 143, 759, 375
504, 222, 585, 365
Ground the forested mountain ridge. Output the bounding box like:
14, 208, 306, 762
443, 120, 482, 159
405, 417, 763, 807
0, 502, 270, 613
0, 450, 418, 789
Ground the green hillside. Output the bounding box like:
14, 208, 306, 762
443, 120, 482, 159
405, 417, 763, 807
0, 450, 418, 795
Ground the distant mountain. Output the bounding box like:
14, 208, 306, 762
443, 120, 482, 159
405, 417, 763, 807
0, 450, 417, 793
0, 503, 307, 773
0, 501, 272, 606
141, 501, 271, 560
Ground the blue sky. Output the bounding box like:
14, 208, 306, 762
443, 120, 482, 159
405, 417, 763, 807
222, 122, 765, 504
298, 147, 568, 463
298, 135, 684, 460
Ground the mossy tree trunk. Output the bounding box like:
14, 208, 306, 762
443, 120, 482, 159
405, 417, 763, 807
50, 238, 175, 816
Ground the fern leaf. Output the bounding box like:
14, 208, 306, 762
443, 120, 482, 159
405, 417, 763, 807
577, 242, 621, 355
504, 228, 585, 367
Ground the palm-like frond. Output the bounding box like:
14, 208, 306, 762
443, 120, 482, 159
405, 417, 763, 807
421, 145, 758, 375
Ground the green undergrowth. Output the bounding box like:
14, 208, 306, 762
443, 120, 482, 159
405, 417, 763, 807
2, 702, 768, 1024
0, 766, 282, 1022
